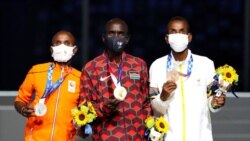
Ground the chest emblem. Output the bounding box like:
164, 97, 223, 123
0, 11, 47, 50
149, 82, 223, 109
129, 71, 140, 80
68, 80, 76, 93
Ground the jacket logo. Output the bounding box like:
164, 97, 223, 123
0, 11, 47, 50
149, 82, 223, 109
68, 80, 76, 93
100, 75, 111, 81
129, 71, 140, 80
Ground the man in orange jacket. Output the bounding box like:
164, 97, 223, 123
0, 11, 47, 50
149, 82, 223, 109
14, 30, 81, 141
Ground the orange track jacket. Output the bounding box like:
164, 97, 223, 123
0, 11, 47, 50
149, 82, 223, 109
15, 62, 81, 141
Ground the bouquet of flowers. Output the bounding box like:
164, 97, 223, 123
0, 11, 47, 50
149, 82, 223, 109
71, 100, 97, 135
207, 64, 239, 98
144, 116, 169, 141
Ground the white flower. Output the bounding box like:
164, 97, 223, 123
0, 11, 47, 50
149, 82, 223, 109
149, 127, 164, 141
218, 75, 231, 92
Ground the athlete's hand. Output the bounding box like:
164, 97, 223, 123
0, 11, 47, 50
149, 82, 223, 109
160, 80, 177, 101
21, 104, 35, 117
212, 94, 226, 109
106, 98, 120, 110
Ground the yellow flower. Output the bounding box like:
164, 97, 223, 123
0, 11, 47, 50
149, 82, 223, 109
87, 113, 97, 123
145, 116, 155, 129
220, 65, 239, 83
80, 105, 89, 113
87, 101, 97, 116
155, 116, 168, 133
207, 90, 212, 97
72, 107, 88, 126
71, 101, 98, 128
71, 107, 79, 116
216, 66, 223, 75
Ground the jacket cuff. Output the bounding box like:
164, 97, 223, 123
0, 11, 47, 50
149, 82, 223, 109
151, 94, 172, 115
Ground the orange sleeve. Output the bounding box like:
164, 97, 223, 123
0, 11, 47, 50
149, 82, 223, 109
15, 67, 35, 104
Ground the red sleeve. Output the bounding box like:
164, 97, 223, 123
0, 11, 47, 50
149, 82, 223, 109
80, 63, 111, 118
141, 60, 153, 117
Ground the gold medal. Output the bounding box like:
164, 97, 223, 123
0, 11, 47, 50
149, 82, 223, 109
114, 86, 127, 101
34, 102, 47, 116
166, 70, 179, 82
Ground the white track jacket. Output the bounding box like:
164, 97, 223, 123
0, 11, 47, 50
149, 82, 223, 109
149, 50, 220, 141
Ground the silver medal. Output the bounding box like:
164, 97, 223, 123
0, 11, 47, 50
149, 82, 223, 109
35, 102, 47, 116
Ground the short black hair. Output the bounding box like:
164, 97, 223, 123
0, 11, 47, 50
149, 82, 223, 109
104, 18, 128, 34
51, 30, 76, 45
167, 16, 190, 32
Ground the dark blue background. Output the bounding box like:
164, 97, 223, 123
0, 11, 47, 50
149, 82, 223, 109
0, 0, 246, 91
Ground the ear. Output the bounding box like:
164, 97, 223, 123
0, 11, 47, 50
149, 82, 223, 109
50, 47, 53, 53
125, 35, 130, 44
188, 33, 192, 43
102, 34, 106, 43
164, 34, 169, 44
73, 47, 78, 54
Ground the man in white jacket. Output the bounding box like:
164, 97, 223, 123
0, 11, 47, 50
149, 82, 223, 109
149, 16, 225, 141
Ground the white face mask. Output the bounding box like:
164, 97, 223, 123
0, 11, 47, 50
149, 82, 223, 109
168, 33, 189, 52
51, 44, 76, 62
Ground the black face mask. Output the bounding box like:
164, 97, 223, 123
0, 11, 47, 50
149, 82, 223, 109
105, 36, 128, 54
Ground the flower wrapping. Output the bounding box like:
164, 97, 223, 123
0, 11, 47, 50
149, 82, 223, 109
207, 64, 239, 98
144, 116, 169, 141
71, 100, 97, 135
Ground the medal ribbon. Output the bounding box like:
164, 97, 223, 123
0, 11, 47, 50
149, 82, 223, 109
107, 59, 123, 87
167, 53, 193, 77
41, 64, 71, 100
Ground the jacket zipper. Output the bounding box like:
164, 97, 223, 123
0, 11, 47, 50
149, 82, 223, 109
49, 67, 64, 141
179, 64, 186, 141
29, 128, 33, 141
